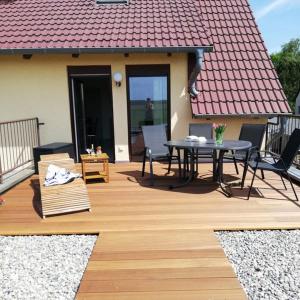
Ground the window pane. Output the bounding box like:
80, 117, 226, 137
129, 76, 168, 160
129, 77, 167, 101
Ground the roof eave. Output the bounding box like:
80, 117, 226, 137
0, 45, 214, 55
193, 112, 293, 119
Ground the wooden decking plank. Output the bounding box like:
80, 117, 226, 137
78, 277, 242, 293
86, 257, 231, 270
76, 290, 246, 300
90, 248, 226, 260
82, 266, 236, 280
93, 230, 220, 251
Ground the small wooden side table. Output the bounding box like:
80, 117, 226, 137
80, 153, 109, 184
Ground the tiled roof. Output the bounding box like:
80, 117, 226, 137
0, 0, 212, 50
191, 0, 291, 116
0, 0, 291, 115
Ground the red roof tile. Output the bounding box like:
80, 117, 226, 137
0, 0, 290, 116
191, 0, 291, 116
0, 0, 211, 50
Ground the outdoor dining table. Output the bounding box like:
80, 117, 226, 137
165, 139, 252, 197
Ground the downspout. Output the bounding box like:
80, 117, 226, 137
188, 48, 205, 98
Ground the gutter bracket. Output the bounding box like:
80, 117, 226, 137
188, 48, 205, 98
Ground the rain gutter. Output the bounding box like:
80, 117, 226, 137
0, 46, 213, 55
193, 113, 292, 119
188, 48, 205, 98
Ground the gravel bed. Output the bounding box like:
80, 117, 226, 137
216, 230, 300, 300
0, 235, 97, 300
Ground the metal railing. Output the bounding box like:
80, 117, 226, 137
0, 118, 40, 183
266, 115, 300, 168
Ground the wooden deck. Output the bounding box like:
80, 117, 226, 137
1, 162, 300, 299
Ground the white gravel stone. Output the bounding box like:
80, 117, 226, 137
0, 235, 97, 300
216, 230, 300, 300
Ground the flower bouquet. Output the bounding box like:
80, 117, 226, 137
213, 123, 226, 145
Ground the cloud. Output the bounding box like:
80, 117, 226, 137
255, 0, 300, 20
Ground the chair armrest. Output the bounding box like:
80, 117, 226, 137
145, 147, 151, 154
259, 150, 283, 164
258, 150, 280, 158
258, 150, 289, 170
246, 148, 280, 165
247, 146, 258, 156
244, 146, 259, 162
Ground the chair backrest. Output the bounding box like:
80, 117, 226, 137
239, 124, 266, 149
280, 128, 300, 168
189, 123, 213, 138
40, 153, 70, 161
142, 124, 168, 154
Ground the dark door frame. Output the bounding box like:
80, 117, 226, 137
67, 66, 115, 162
125, 64, 171, 161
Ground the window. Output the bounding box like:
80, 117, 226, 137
126, 65, 170, 161
129, 76, 168, 132
96, 0, 128, 4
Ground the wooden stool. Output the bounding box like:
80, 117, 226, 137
80, 153, 109, 184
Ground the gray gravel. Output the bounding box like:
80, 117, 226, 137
216, 230, 300, 300
0, 235, 97, 300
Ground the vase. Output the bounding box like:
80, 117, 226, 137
215, 131, 224, 145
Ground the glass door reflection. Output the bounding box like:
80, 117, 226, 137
128, 76, 169, 161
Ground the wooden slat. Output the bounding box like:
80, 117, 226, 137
90, 248, 226, 260
87, 257, 230, 270
76, 290, 246, 300
40, 153, 70, 161
82, 266, 236, 280
78, 277, 242, 293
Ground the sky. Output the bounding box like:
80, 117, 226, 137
248, 0, 300, 54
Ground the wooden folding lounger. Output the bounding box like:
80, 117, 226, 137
38, 153, 91, 218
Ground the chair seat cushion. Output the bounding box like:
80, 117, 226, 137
146, 152, 169, 159
187, 149, 213, 157
226, 150, 249, 161
234, 150, 248, 160
248, 161, 285, 172
196, 149, 213, 156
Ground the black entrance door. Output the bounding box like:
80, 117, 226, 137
69, 74, 115, 162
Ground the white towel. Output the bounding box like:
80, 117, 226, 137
185, 136, 207, 143
44, 164, 81, 187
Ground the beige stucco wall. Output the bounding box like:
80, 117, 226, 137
0, 53, 267, 161
188, 117, 267, 140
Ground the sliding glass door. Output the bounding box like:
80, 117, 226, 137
126, 65, 170, 161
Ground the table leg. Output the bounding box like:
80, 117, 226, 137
105, 159, 109, 183
82, 161, 86, 184
216, 150, 231, 196
177, 148, 182, 178
169, 149, 196, 189
183, 149, 187, 179
212, 149, 218, 181
216, 150, 242, 197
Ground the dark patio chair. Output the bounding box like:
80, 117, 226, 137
141, 124, 181, 185
225, 124, 266, 188
189, 123, 213, 138
188, 123, 214, 172
247, 128, 300, 201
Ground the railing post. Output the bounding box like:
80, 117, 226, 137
36, 118, 45, 147
0, 158, 2, 184
265, 122, 269, 152
0, 123, 2, 184
279, 116, 286, 154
